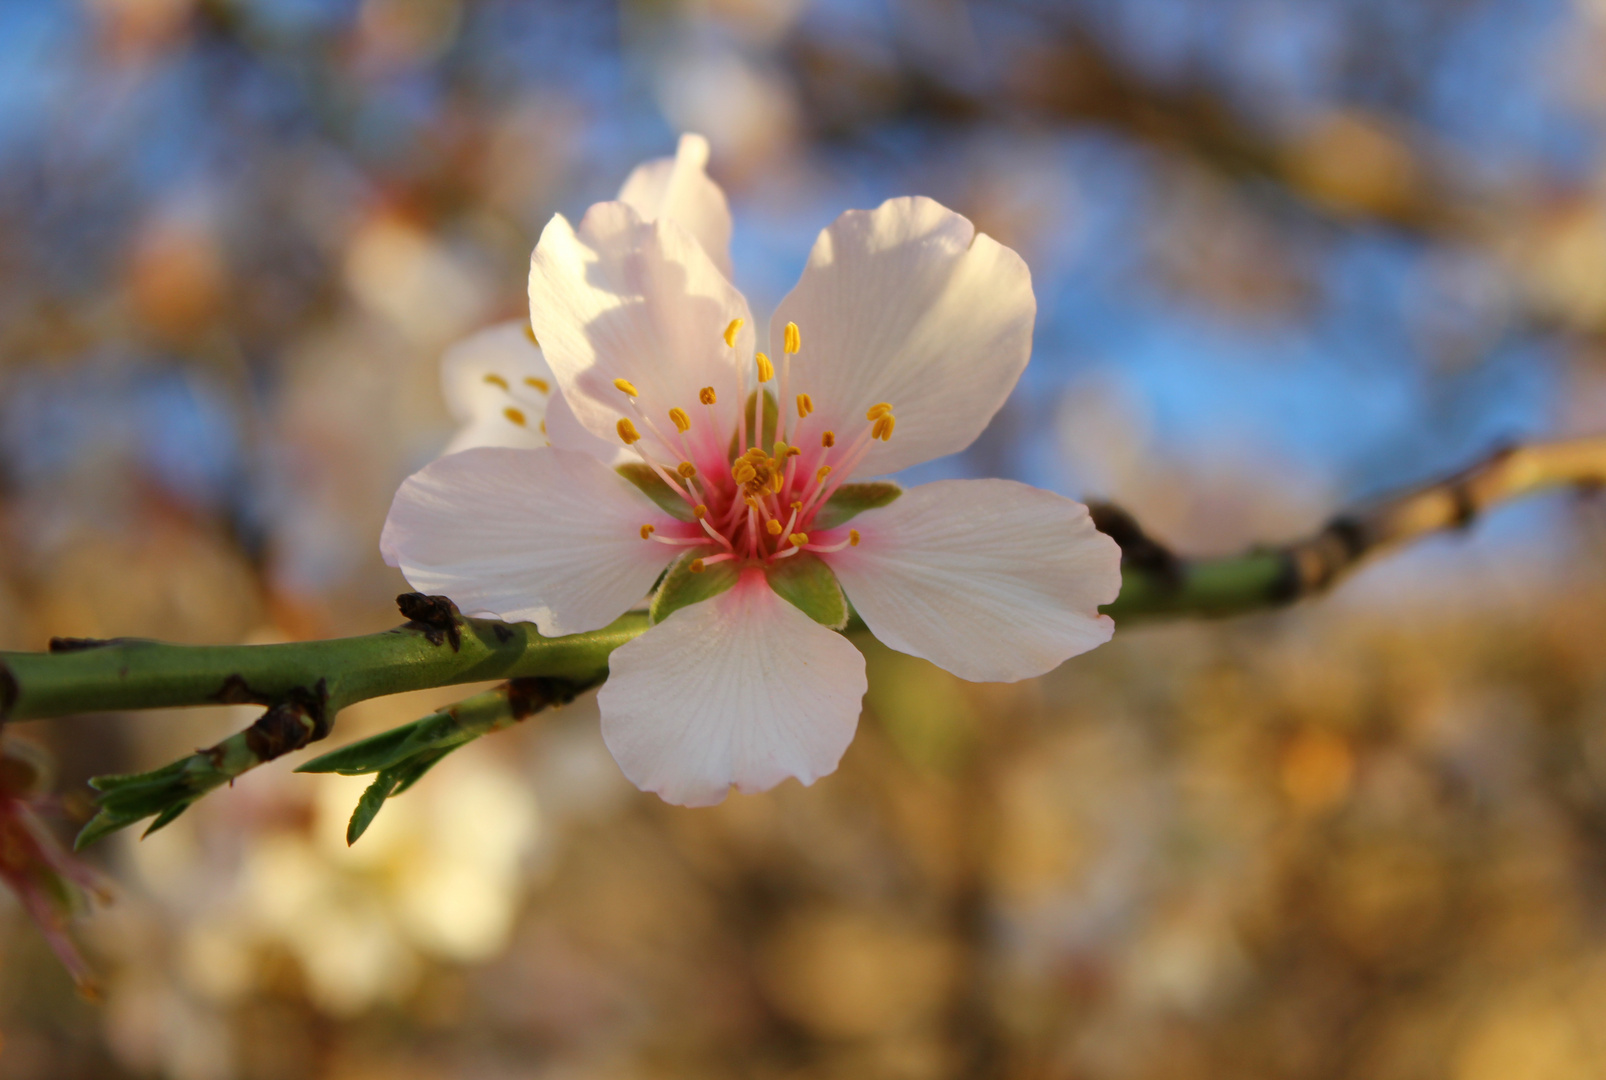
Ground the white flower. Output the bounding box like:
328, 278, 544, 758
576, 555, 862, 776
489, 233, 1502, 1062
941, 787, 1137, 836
435, 134, 732, 458
384, 135, 1122, 806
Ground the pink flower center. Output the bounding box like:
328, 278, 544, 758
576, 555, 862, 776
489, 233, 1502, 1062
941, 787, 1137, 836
620, 319, 889, 570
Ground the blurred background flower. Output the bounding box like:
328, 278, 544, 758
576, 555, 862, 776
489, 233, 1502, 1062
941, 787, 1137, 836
1, 0, 1605, 1076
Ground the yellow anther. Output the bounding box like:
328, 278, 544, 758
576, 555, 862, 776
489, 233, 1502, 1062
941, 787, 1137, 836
699, 386, 717, 406
786, 446, 801, 458
784, 321, 801, 354
723, 318, 743, 348
483, 373, 509, 390
733, 461, 757, 484
849, 529, 860, 547
821, 430, 835, 448
525, 376, 550, 393
617, 418, 641, 444
690, 558, 706, 574
766, 519, 783, 536
791, 500, 802, 512
872, 414, 896, 441
743, 446, 768, 462
677, 461, 697, 478
694, 504, 708, 519
866, 402, 893, 421
504, 407, 527, 427
756, 353, 774, 383
524, 324, 539, 346
789, 532, 809, 547
771, 471, 784, 493
613, 377, 639, 397
640, 524, 655, 539
815, 465, 832, 482
796, 393, 813, 418
539, 420, 546, 434
669, 407, 691, 433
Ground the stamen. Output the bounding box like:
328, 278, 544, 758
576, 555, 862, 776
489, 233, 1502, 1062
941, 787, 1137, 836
723, 319, 743, 348
677, 461, 697, 479
784, 322, 801, 354
771, 471, 784, 493
821, 431, 835, 448
690, 559, 705, 574
669, 407, 691, 433
732, 461, 757, 485
872, 414, 896, 441
524, 324, 539, 346
807, 528, 862, 554
484, 373, 509, 390
851, 529, 860, 546
617, 418, 641, 444
797, 393, 813, 418
525, 376, 549, 393
640, 524, 655, 539
785, 446, 801, 457
699, 386, 717, 406
613, 377, 639, 397
816, 465, 831, 482
766, 519, 783, 536
789, 532, 808, 547
694, 504, 708, 518
756, 353, 775, 383
867, 402, 893, 421
505, 407, 527, 427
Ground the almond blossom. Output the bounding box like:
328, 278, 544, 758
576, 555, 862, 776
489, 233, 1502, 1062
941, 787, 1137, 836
383, 136, 1121, 806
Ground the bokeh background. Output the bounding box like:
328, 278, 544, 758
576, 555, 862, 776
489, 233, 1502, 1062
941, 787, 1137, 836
2, 0, 1606, 1076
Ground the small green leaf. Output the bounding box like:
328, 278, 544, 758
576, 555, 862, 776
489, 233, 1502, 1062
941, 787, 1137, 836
297, 723, 424, 775
650, 547, 738, 624
346, 748, 453, 844
766, 553, 848, 629
617, 464, 694, 521
729, 390, 779, 459
813, 481, 901, 530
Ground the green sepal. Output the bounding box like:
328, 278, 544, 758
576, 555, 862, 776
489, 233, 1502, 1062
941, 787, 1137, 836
813, 481, 901, 530
729, 390, 779, 460
650, 547, 738, 624
766, 553, 849, 629
617, 464, 694, 521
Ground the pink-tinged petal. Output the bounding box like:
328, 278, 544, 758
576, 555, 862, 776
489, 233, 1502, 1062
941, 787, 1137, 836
381, 447, 677, 636
772, 197, 1034, 475
828, 479, 1121, 683
598, 570, 868, 806
439, 320, 554, 453
617, 133, 734, 280
528, 203, 752, 468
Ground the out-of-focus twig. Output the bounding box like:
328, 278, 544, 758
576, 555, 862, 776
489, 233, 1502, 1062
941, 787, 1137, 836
1097, 436, 1606, 620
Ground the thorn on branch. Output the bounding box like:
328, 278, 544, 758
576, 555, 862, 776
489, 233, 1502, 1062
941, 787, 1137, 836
397, 592, 463, 651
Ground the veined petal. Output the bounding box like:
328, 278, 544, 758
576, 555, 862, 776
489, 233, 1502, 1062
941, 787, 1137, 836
543, 378, 631, 466
617, 133, 734, 281
439, 321, 555, 453
381, 447, 677, 636
528, 203, 752, 468
598, 570, 868, 806
828, 479, 1120, 683
772, 197, 1034, 475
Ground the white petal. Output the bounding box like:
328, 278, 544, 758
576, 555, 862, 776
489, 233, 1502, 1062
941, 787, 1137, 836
380, 447, 677, 636
828, 479, 1121, 683
542, 380, 632, 466
528, 203, 753, 468
598, 570, 868, 806
772, 197, 1035, 475
439, 321, 554, 453
616, 133, 735, 281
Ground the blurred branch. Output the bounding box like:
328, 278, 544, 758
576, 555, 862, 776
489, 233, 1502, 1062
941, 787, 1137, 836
1097, 436, 1606, 620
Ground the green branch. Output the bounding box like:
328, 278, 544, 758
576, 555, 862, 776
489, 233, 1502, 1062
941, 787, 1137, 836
1, 436, 1601, 846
